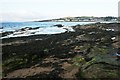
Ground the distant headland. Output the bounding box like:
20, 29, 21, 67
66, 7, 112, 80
34, 16, 118, 22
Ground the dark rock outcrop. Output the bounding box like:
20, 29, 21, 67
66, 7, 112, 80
54, 24, 64, 27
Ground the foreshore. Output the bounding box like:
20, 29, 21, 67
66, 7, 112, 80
2, 23, 120, 79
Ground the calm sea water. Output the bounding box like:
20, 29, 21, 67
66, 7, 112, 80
1, 22, 95, 32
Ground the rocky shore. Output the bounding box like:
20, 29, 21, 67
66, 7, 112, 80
2, 23, 120, 79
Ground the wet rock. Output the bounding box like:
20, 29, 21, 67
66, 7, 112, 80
0, 27, 3, 29
2, 31, 13, 37
54, 24, 64, 27
81, 64, 119, 78
18, 27, 40, 32
32, 27, 40, 30
20, 27, 33, 31
116, 48, 120, 59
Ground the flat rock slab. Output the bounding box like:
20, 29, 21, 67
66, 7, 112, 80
6, 67, 52, 78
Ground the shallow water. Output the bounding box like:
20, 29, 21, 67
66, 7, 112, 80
1, 22, 95, 32
0, 22, 96, 39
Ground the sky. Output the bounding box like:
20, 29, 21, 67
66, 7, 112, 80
0, 0, 120, 22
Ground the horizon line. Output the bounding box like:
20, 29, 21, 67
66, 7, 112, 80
1, 16, 119, 23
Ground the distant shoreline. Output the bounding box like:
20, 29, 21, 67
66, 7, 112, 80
34, 16, 118, 22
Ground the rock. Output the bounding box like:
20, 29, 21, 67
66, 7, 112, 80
32, 27, 40, 30
116, 48, 120, 59
0, 27, 3, 29
16, 27, 39, 32
117, 48, 120, 54
75, 53, 120, 78
20, 27, 32, 31
84, 57, 93, 62
54, 24, 64, 27
2, 31, 13, 37
112, 41, 120, 48
81, 64, 119, 78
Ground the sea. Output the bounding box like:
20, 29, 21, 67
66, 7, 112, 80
0, 22, 96, 38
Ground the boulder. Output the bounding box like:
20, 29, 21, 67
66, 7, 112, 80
54, 24, 64, 27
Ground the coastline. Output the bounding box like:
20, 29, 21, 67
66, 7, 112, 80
2, 23, 120, 79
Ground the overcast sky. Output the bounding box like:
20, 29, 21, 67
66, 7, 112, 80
0, 0, 119, 22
